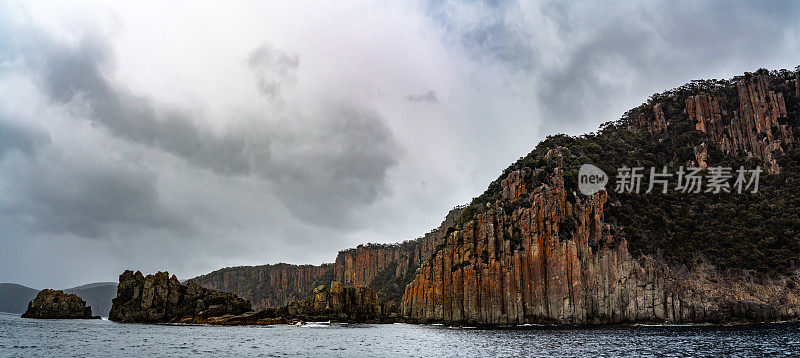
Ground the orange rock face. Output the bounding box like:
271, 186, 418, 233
686, 93, 722, 134
682, 75, 792, 173
399, 71, 800, 325
334, 208, 463, 289
651, 103, 668, 133
191, 264, 332, 310
192, 209, 464, 309
193, 71, 800, 324
400, 164, 800, 325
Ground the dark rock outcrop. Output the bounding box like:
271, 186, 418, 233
281, 281, 395, 323
21, 289, 98, 319
109, 270, 251, 323
172, 282, 396, 325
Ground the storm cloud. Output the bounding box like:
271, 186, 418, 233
3, 22, 400, 229
0, 145, 180, 239
0, 118, 50, 160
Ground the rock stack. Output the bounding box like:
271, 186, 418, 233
21, 289, 98, 319
108, 270, 252, 323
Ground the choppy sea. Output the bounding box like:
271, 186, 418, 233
1, 312, 798, 357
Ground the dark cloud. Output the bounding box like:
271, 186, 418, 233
406, 90, 438, 103
0, 151, 184, 239
0, 119, 50, 160
248, 43, 299, 99
2, 23, 400, 230
24, 33, 267, 176
265, 105, 400, 227
426, 0, 535, 71
0, 12, 194, 247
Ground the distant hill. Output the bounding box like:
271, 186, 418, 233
0, 282, 117, 317
66, 282, 116, 290
64, 282, 117, 317
0, 283, 38, 313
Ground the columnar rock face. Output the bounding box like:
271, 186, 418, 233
281, 281, 393, 323
21, 289, 97, 319
191, 208, 463, 308
333, 208, 463, 295
334, 241, 430, 289
193, 69, 800, 326
400, 70, 800, 325
686, 93, 722, 134
651, 103, 668, 133
796, 72, 799, 99
683, 75, 793, 173
640, 102, 669, 135
109, 270, 252, 323
401, 165, 800, 325
191, 264, 332, 311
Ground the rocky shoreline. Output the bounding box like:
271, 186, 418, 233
101, 70, 800, 328
108, 270, 399, 325
105, 269, 797, 328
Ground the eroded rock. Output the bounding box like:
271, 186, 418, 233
401, 164, 800, 325
281, 281, 395, 323
108, 270, 251, 323
21, 289, 98, 319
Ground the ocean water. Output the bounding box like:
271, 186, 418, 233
1, 313, 798, 357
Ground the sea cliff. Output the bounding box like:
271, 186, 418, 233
192, 68, 800, 326
190, 208, 463, 309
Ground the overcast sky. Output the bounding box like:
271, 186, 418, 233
1, 0, 799, 289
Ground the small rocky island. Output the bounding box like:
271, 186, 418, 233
21, 289, 99, 319
108, 270, 397, 325
109, 270, 251, 323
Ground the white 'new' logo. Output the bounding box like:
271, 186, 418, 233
578, 164, 608, 195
